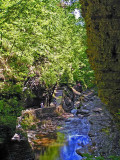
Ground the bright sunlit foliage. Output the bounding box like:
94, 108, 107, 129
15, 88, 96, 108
0, 0, 94, 126
0, 0, 94, 87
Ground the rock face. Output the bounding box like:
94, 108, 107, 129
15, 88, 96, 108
62, 86, 75, 112
3, 140, 35, 160
80, 0, 120, 114
23, 77, 55, 108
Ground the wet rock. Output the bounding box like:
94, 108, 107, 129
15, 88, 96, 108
88, 130, 97, 137
76, 89, 120, 158
88, 146, 97, 154
76, 149, 84, 157
13, 88, 120, 159
76, 146, 89, 157
77, 114, 84, 118
76, 143, 97, 157
77, 109, 90, 117
71, 109, 77, 115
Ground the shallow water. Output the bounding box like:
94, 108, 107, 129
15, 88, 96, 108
1, 116, 91, 160
34, 117, 91, 160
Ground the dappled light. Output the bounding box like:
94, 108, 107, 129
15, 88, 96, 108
0, 0, 120, 160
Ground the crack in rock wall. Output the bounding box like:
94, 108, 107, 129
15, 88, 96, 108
80, 0, 120, 114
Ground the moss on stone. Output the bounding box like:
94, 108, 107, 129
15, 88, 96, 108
21, 111, 38, 130
80, 0, 120, 119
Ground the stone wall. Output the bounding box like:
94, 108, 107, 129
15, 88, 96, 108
80, 0, 120, 114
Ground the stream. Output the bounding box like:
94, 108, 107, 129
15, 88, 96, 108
33, 87, 91, 159
3, 88, 120, 160
5, 115, 91, 160
34, 116, 91, 160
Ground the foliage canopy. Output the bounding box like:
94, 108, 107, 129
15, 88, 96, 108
0, 0, 94, 87
0, 0, 94, 126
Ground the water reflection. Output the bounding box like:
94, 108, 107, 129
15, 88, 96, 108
37, 134, 90, 160
36, 117, 90, 160
38, 132, 65, 160
60, 135, 90, 160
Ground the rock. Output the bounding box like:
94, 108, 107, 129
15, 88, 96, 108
8, 139, 35, 160
0, 125, 15, 142
76, 150, 84, 157
11, 133, 21, 142
77, 114, 84, 118
71, 109, 77, 115
12, 88, 120, 159
55, 105, 65, 115
23, 77, 55, 108
73, 82, 82, 93
50, 102, 56, 107
62, 86, 74, 112
75, 101, 81, 108
88, 132, 97, 137
77, 109, 90, 116
76, 147, 88, 157
88, 146, 97, 154
74, 89, 120, 158
93, 107, 102, 113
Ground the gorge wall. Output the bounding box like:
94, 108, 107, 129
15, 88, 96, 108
80, 0, 120, 115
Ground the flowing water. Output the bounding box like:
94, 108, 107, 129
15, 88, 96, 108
34, 116, 91, 160
3, 88, 120, 160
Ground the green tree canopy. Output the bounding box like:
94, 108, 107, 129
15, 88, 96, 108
0, 0, 94, 88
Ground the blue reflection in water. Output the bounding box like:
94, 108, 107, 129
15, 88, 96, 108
58, 117, 91, 160
37, 117, 91, 160
60, 135, 90, 160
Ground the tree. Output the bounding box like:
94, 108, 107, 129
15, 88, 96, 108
0, 0, 94, 127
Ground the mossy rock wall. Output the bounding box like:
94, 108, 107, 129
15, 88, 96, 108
80, 0, 120, 113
